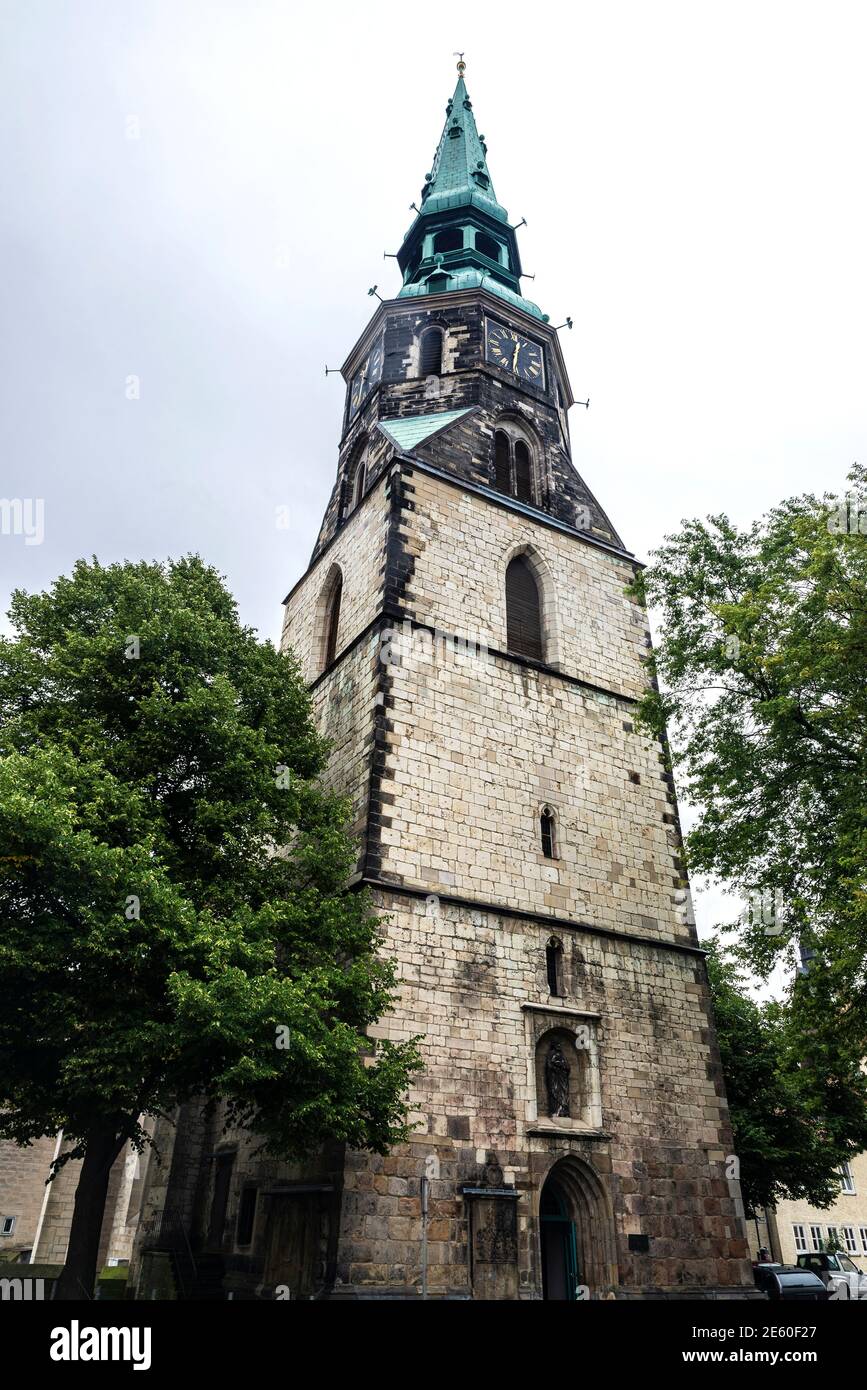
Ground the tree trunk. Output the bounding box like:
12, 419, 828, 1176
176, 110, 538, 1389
52, 1125, 125, 1300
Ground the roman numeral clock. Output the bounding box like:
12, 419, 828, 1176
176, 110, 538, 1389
485, 318, 545, 385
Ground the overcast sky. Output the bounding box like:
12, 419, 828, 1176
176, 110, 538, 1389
2, 1, 864, 973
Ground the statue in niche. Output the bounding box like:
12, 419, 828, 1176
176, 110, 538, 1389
545, 1041, 571, 1118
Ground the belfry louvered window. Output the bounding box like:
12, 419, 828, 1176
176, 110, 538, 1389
492, 425, 536, 504
494, 431, 511, 492
506, 555, 543, 661
420, 328, 443, 377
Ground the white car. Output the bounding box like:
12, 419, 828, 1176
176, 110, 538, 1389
796, 1252, 867, 1299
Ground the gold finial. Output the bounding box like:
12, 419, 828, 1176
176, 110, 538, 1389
454, 51, 466, 78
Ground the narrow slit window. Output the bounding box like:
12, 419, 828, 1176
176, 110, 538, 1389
545, 938, 563, 996
324, 577, 342, 668
540, 806, 557, 858
506, 555, 543, 661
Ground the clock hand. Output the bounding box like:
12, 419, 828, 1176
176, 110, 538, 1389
512, 343, 520, 371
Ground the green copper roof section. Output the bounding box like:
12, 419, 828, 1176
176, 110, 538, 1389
419, 75, 507, 223
377, 407, 473, 452
398, 270, 546, 321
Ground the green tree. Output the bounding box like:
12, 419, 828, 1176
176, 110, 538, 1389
0, 556, 420, 1300
631, 464, 867, 1043
705, 942, 867, 1214
632, 465, 867, 1207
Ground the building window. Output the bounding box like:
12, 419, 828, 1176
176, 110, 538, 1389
475, 231, 502, 263
1, 1216, 15, 1236
842, 1225, 858, 1253
207, 1154, 234, 1249
826, 1226, 840, 1249
514, 441, 533, 503
433, 228, 462, 255
351, 456, 366, 509
491, 422, 536, 504
494, 431, 511, 492
545, 937, 564, 997
810, 1224, 823, 1252
420, 327, 444, 377
859, 1226, 867, 1254
540, 805, 557, 859
506, 555, 543, 661
838, 1162, 856, 1194
323, 575, 342, 669
792, 1224, 807, 1253
340, 440, 369, 520
236, 1187, 257, 1247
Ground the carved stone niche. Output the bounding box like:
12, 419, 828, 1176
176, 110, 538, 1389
524, 1006, 603, 1135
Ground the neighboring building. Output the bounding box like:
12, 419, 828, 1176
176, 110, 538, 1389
132, 58, 756, 1301
749, 1153, 867, 1267
0, 1130, 152, 1271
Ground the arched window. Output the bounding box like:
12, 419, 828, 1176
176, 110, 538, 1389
494, 431, 511, 492
491, 421, 537, 504
506, 555, 543, 661
546, 937, 564, 996
323, 575, 342, 669
540, 805, 558, 859
351, 455, 366, 508
433, 228, 462, 255
341, 441, 368, 520
475, 231, 502, 264
420, 327, 443, 377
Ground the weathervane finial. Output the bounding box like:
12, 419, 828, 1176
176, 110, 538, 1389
454, 51, 466, 78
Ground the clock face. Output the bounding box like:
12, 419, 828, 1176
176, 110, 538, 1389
485, 321, 545, 385
366, 342, 383, 387
349, 369, 366, 415
349, 338, 384, 416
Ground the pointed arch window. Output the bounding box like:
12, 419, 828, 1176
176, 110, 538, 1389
506, 555, 543, 661
492, 422, 537, 504
540, 805, 558, 859
323, 575, 342, 669
341, 441, 368, 521
420, 327, 443, 377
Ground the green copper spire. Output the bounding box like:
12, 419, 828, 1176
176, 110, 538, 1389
418, 67, 506, 223
396, 58, 547, 322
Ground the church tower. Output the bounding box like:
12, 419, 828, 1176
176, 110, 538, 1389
134, 59, 756, 1301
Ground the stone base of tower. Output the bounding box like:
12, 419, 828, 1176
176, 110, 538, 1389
132, 888, 758, 1302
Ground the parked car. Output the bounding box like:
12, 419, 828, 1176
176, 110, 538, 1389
753, 1263, 829, 1301
796, 1252, 867, 1300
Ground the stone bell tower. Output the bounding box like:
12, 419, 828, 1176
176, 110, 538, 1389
273, 58, 756, 1301
133, 58, 757, 1301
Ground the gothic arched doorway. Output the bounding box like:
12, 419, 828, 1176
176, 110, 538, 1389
539, 1156, 618, 1300
540, 1175, 579, 1299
